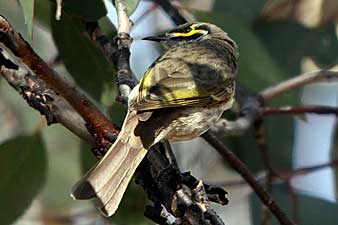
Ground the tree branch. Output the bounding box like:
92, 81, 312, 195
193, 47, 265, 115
0, 15, 119, 152
152, 0, 190, 24
210, 87, 263, 137
263, 105, 338, 116
212, 70, 338, 137
202, 131, 296, 225
0, 54, 93, 143
114, 0, 138, 104
254, 120, 275, 225
214, 158, 338, 188
260, 70, 338, 101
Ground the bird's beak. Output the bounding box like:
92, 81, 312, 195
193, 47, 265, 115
142, 34, 168, 42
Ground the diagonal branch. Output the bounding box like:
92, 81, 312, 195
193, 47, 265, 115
152, 0, 190, 24
202, 131, 296, 225
263, 105, 338, 116
216, 158, 338, 188
260, 70, 338, 101
0, 15, 119, 151
0, 54, 93, 143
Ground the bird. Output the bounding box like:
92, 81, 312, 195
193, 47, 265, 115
71, 22, 239, 217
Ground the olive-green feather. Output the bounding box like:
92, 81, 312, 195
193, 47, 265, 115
131, 42, 235, 111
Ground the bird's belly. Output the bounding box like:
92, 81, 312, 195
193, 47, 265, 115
165, 105, 228, 142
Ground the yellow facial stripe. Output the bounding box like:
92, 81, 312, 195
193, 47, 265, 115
173, 24, 208, 37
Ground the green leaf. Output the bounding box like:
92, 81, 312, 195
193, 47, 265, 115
251, 184, 338, 225
80, 142, 97, 173
213, 0, 266, 24
112, 0, 140, 16
35, 0, 52, 28
18, 0, 35, 40
62, 0, 107, 21
0, 134, 47, 225
254, 20, 338, 76
125, 0, 140, 16
51, 15, 116, 100
98, 16, 117, 38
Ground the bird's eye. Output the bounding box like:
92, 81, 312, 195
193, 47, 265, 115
182, 27, 192, 33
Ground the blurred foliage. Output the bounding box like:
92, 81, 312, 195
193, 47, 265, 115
62, 0, 107, 21
18, 0, 34, 39
254, 21, 338, 75
0, 134, 46, 225
98, 16, 117, 38
0, 0, 337, 224
41, 125, 83, 210
108, 183, 151, 225
251, 184, 338, 225
111, 0, 140, 16
51, 14, 116, 100
213, 0, 266, 24
261, 0, 338, 27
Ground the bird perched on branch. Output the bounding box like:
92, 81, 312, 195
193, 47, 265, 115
71, 22, 238, 216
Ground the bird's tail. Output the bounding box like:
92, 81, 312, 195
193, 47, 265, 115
71, 110, 148, 217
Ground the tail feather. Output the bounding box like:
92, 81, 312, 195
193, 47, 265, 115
71, 110, 148, 216
98, 146, 147, 216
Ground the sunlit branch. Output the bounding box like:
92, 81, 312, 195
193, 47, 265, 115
260, 70, 338, 101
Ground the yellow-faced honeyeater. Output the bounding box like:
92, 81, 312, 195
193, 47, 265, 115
71, 22, 239, 216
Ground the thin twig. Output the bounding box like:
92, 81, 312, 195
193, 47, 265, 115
263, 105, 338, 116
114, 0, 138, 104
215, 158, 338, 188
152, 0, 193, 24
279, 158, 338, 180
260, 70, 338, 101
133, 3, 160, 27
202, 131, 296, 225
287, 182, 299, 224
254, 121, 276, 177
254, 121, 274, 225
163, 140, 180, 170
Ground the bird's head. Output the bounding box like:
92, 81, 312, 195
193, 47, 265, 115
143, 22, 235, 47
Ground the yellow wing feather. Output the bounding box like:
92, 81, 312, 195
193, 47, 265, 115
131, 64, 233, 111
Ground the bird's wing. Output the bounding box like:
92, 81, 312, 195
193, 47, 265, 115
131, 58, 234, 111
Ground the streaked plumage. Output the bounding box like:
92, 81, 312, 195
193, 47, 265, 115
71, 22, 239, 216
